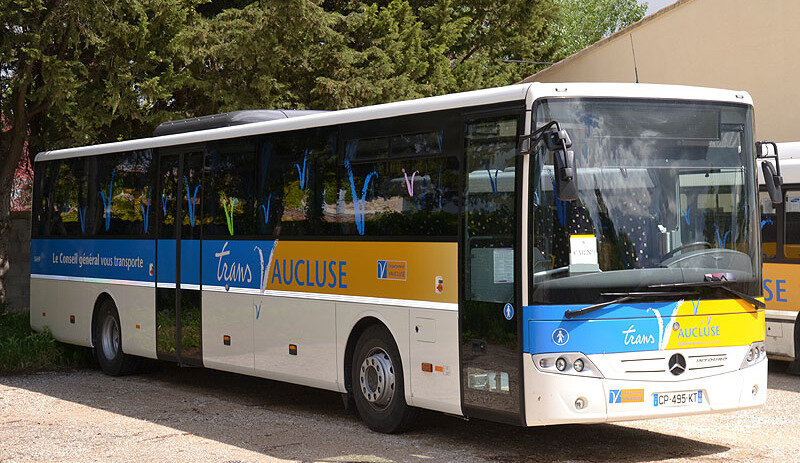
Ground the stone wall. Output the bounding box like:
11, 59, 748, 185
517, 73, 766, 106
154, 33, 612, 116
7, 211, 30, 310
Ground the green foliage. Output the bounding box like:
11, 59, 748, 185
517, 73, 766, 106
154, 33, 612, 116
156, 309, 176, 355
156, 309, 201, 355
282, 180, 307, 209
172, 0, 346, 113
0, 311, 93, 374
0, 0, 203, 151
175, 0, 560, 112
550, 0, 648, 59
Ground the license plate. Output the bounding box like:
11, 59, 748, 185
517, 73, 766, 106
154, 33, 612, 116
653, 390, 703, 407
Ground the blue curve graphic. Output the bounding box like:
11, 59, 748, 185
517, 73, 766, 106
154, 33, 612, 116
98, 170, 115, 231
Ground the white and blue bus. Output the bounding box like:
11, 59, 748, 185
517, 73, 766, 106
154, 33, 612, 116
31, 82, 766, 432
758, 142, 800, 361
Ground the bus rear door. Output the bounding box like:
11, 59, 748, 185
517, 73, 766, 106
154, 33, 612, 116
155, 149, 204, 365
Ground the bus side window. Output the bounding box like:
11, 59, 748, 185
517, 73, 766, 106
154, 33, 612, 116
31, 161, 49, 237
205, 139, 257, 238
268, 129, 335, 237
88, 150, 153, 237
784, 190, 800, 260
760, 191, 777, 261
44, 158, 87, 237
338, 131, 458, 237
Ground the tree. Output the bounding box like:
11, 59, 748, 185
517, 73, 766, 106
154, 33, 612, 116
324, 0, 560, 94
313, 0, 462, 108
550, 0, 647, 59
443, 0, 560, 90
178, 0, 560, 112
10, 147, 32, 211
172, 0, 351, 114
0, 0, 198, 305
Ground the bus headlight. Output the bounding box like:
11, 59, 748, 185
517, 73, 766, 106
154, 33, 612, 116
555, 357, 567, 371
532, 353, 603, 378
740, 341, 766, 369
573, 358, 585, 372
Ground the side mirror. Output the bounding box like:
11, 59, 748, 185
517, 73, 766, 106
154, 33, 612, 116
544, 129, 579, 201
762, 161, 783, 205
757, 141, 783, 206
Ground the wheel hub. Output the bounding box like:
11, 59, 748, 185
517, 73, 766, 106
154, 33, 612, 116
359, 348, 395, 407
101, 316, 120, 360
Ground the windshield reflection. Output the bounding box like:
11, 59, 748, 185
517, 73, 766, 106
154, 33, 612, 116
531, 99, 759, 302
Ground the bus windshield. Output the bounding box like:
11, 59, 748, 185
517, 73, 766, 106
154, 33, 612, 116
531, 98, 759, 303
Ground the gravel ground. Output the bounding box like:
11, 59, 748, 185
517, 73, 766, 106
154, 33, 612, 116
0, 360, 796, 463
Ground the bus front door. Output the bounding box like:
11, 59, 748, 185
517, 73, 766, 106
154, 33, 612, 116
155, 150, 204, 366
460, 112, 524, 425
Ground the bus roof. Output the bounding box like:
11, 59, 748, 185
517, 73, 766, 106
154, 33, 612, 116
35, 82, 753, 162
152, 110, 326, 137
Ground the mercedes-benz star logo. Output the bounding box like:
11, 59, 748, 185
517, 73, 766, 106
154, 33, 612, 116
668, 353, 686, 376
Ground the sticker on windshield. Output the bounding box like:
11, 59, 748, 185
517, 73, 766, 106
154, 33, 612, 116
569, 235, 599, 273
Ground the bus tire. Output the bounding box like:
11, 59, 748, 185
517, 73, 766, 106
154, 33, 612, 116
351, 325, 416, 433
93, 299, 140, 376
788, 312, 800, 374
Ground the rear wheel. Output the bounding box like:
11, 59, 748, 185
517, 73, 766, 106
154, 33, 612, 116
93, 299, 140, 376
351, 325, 416, 433
788, 313, 800, 374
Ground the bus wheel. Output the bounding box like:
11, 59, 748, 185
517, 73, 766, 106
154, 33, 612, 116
93, 299, 140, 376
351, 325, 416, 433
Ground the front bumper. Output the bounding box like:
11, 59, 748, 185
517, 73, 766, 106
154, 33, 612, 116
523, 353, 766, 426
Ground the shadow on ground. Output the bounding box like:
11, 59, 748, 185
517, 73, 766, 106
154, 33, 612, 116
2, 362, 730, 463
768, 359, 800, 393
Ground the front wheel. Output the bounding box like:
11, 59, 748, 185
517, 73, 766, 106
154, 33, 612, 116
351, 325, 416, 433
93, 299, 140, 376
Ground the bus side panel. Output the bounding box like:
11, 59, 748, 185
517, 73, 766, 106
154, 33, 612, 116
30, 278, 157, 358
30, 237, 157, 356
335, 303, 411, 398
253, 296, 336, 389
408, 307, 462, 415
30, 278, 93, 347
763, 263, 800, 358
202, 290, 255, 374
765, 318, 795, 358
107, 283, 157, 359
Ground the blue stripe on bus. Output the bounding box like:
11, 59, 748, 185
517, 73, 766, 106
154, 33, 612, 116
156, 239, 175, 283
202, 239, 276, 290
32, 238, 277, 290
181, 240, 201, 285
522, 302, 680, 355
31, 238, 155, 283
155, 239, 201, 286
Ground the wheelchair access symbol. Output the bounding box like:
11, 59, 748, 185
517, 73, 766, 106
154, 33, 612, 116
552, 328, 569, 346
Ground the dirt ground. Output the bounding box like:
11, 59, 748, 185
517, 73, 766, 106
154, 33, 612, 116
0, 360, 796, 463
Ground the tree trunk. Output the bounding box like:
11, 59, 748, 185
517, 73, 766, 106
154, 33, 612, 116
0, 193, 11, 311
0, 121, 29, 310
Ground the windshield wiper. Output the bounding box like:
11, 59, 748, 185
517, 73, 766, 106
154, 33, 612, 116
648, 281, 765, 309
564, 290, 698, 319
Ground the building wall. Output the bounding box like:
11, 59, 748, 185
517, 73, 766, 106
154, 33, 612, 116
524, 0, 800, 142
7, 211, 30, 311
